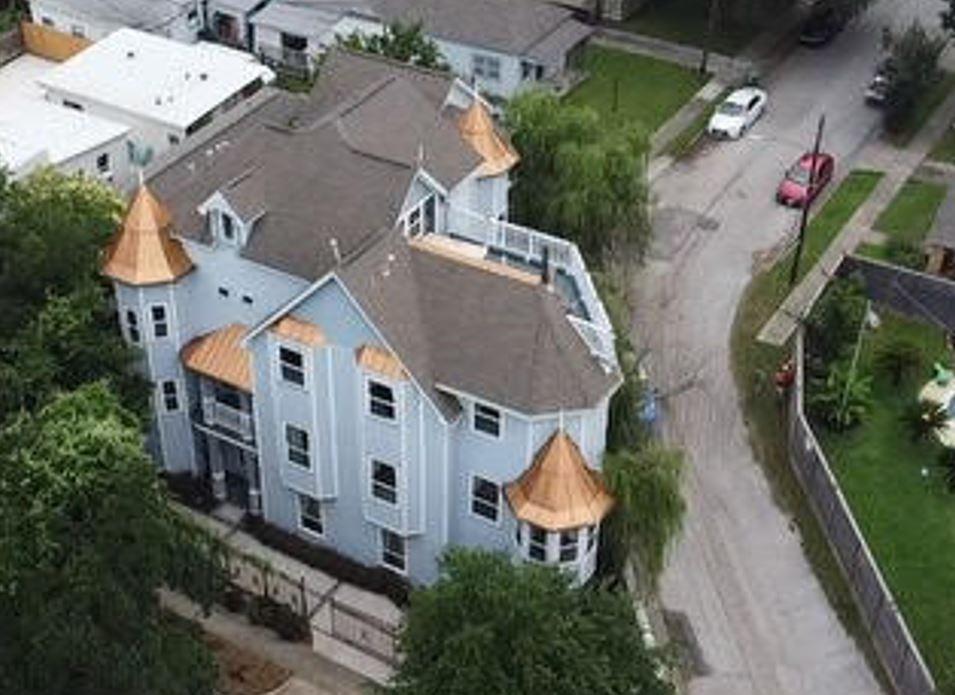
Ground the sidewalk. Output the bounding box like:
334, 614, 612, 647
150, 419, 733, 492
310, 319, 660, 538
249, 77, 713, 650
757, 86, 955, 345
162, 591, 369, 695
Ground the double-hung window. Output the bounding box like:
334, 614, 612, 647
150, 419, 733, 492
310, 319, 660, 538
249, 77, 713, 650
371, 460, 398, 504
586, 525, 597, 553
299, 494, 323, 536
529, 525, 547, 562
125, 309, 141, 344
220, 213, 235, 242
471, 476, 500, 522
368, 380, 396, 420
473, 54, 501, 81
286, 425, 310, 469
560, 530, 578, 563
151, 305, 168, 339
473, 403, 501, 437
160, 380, 180, 412
381, 529, 406, 572
279, 346, 305, 386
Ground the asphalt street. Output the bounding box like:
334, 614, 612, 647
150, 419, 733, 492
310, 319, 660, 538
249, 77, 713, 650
633, 1, 944, 693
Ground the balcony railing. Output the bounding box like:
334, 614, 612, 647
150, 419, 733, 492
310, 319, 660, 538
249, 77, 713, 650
257, 43, 312, 75
445, 206, 617, 370
201, 396, 254, 442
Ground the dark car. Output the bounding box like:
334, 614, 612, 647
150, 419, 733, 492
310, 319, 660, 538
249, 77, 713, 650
776, 152, 835, 207
799, 8, 847, 46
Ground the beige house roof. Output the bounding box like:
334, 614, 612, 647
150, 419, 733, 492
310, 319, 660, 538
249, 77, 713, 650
506, 430, 614, 531
182, 323, 252, 392
457, 101, 519, 178
270, 316, 326, 347
102, 184, 193, 286
355, 344, 408, 381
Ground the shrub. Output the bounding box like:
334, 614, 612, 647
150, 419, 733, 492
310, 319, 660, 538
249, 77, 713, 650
246, 596, 310, 641
883, 237, 925, 270
809, 361, 874, 431
806, 276, 867, 364
901, 400, 949, 442
875, 337, 924, 386
162, 472, 217, 513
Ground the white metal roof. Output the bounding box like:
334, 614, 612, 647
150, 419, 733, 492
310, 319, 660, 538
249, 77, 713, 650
0, 97, 129, 174
37, 28, 275, 130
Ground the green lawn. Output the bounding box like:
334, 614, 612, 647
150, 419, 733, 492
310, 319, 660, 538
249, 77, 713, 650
816, 312, 955, 693
566, 46, 705, 133
874, 179, 947, 244
729, 169, 891, 688
929, 123, 955, 164
889, 72, 955, 147
607, 0, 761, 55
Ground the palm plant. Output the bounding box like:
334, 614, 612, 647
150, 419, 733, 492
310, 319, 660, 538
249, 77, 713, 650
809, 361, 874, 432
901, 400, 949, 442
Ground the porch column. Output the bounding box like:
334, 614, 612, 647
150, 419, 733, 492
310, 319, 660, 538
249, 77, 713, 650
209, 437, 227, 502
245, 452, 262, 516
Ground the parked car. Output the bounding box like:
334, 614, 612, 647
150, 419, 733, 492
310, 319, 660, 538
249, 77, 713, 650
707, 87, 768, 139
776, 152, 835, 207
799, 8, 847, 46
865, 59, 896, 105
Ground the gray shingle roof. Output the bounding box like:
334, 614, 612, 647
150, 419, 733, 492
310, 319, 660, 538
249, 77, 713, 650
338, 232, 619, 417
150, 49, 475, 279
45, 0, 198, 30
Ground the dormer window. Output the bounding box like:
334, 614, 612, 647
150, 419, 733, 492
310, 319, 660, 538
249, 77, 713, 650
221, 213, 235, 242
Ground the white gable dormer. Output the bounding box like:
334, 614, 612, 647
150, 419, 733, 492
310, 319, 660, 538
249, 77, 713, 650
197, 191, 251, 248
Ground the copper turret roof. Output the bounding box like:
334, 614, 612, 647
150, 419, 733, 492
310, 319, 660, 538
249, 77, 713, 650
506, 430, 614, 531
102, 184, 193, 286
457, 100, 519, 178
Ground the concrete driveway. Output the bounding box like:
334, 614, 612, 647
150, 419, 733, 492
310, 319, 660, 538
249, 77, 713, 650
633, 1, 942, 693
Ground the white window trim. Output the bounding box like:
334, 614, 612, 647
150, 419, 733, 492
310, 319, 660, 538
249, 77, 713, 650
559, 529, 580, 565
369, 457, 399, 507
469, 474, 501, 526
363, 374, 400, 425
401, 193, 435, 237
149, 302, 170, 341
471, 401, 504, 440
527, 523, 548, 563
297, 493, 324, 539
276, 341, 309, 390
379, 528, 408, 576
284, 422, 312, 470
157, 378, 182, 415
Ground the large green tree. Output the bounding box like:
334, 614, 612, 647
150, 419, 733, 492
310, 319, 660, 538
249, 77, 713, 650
338, 21, 447, 70
0, 383, 227, 695
602, 445, 686, 587
505, 90, 649, 263
0, 168, 122, 333
882, 22, 945, 133
391, 549, 673, 695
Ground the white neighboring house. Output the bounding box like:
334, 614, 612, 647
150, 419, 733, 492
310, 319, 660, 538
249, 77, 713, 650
36, 28, 275, 169
206, 0, 274, 51
0, 97, 130, 183
249, 0, 592, 97
28, 0, 205, 43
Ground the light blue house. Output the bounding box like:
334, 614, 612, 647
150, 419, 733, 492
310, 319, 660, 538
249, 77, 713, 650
102, 49, 620, 585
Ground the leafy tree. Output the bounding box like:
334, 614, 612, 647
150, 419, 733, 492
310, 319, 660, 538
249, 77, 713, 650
805, 275, 867, 366
391, 549, 673, 695
0, 168, 122, 334
0, 285, 149, 422
602, 446, 685, 588
505, 90, 650, 263
941, 0, 955, 35
901, 399, 949, 442
809, 360, 873, 431
0, 383, 227, 695
338, 21, 448, 70
881, 22, 946, 134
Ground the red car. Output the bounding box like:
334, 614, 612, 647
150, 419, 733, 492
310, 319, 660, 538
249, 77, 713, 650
776, 152, 834, 207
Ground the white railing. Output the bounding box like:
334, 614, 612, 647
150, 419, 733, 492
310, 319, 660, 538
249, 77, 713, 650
445, 205, 618, 370
202, 397, 254, 442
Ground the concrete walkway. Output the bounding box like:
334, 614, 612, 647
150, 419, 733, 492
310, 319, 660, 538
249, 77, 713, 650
758, 82, 955, 345
162, 591, 369, 695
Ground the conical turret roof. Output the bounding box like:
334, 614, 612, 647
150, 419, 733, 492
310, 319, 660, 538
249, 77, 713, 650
505, 430, 614, 531
102, 184, 193, 286
458, 100, 519, 178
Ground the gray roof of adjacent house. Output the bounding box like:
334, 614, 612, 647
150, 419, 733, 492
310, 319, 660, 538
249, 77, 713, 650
249, 0, 373, 31
40, 0, 198, 30
370, 0, 586, 58
337, 231, 619, 418
150, 49, 477, 280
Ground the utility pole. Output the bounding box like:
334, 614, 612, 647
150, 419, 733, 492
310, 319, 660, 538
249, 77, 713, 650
788, 114, 826, 289
699, 0, 720, 75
